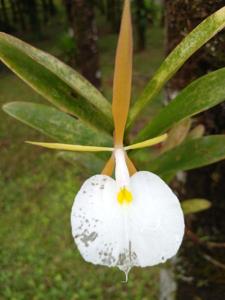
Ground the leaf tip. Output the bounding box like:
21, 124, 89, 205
25, 140, 37, 145
2, 102, 15, 114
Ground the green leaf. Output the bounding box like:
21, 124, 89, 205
149, 135, 225, 175
25, 141, 113, 152
127, 6, 225, 129
2, 102, 113, 147
0, 33, 113, 134
136, 68, 225, 141
182, 199, 211, 215
0, 33, 112, 120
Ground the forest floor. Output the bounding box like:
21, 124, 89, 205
0, 13, 165, 300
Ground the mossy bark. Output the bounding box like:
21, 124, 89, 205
165, 1, 225, 299
165, 0, 225, 93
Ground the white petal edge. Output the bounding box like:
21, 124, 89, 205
71, 171, 185, 273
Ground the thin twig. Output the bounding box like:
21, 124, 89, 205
186, 229, 225, 249
202, 254, 225, 271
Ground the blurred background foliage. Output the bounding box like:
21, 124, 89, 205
0, 0, 225, 299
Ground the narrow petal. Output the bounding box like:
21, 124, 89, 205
101, 155, 115, 176
26, 141, 113, 152
112, 0, 133, 146
125, 134, 167, 150
102, 153, 137, 176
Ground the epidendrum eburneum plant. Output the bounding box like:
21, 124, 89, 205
1, 0, 225, 280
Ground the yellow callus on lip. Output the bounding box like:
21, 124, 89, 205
117, 187, 133, 205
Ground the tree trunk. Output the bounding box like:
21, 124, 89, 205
62, 0, 73, 26
41, 0, 49, 23
94, 0, 106, 15
106, 0, 121, 33
22, 0, 41, 35
134, 0, 147, 51
9, 0, 18, 24
165, 0, 225, 299
48, 0, 56, 16
1, 0, 9, 25
14, 0, 27, 31
165, 0, 225, 94
71, 0, 101, 88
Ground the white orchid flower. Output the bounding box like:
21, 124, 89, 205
71, 148, 184, 280
27, 0, 184, 280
